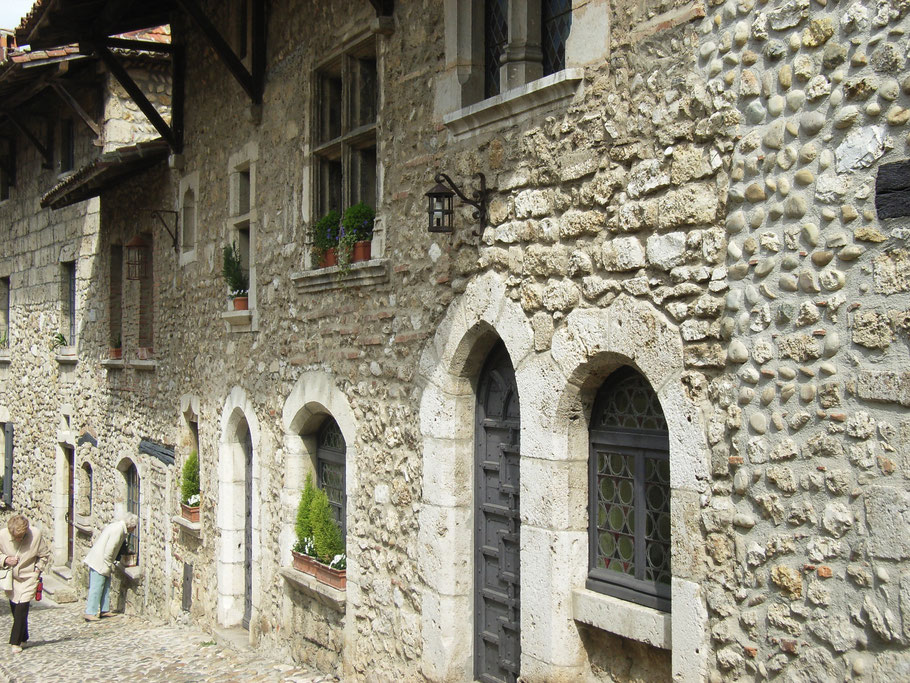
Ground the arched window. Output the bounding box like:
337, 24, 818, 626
124, 463, 140, 557
78, 462, 93, 516
316, 417, 346, 541
588, 367, 670, 611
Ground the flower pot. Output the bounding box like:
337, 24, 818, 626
291, 550, 318, 576
121, 553, 138, 568
232, 296, 249, 311
315, 562, 346, 590
109, 348, 122, 360
180, 504, 200, 524
136, 346, 152, 360
319, 248, 337, 268
351, 240, 371, 263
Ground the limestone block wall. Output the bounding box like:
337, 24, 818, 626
102, 61, 172, 152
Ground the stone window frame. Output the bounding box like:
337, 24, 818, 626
178, 171, 199, 266
0, 407, 12, 508
315, 416, 347, 541
224, 143, 258, 332
137, 232, 154, 355
0, 275, 10, 348
60, 259, 77, 348
438, 0, 611, 140
180, 393, 202, 509
78, 460, 94, 518
108, 245, 122, 354
117, 456, 142, 560
417, 271, 710, 682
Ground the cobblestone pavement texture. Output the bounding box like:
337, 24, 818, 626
0, 599, 337, 682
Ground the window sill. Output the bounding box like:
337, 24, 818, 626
279, 566, 345, 613
443, 68, 584, 141
101, 359, 125, 370
291, 259, 389, 294
118, 564, 143, 581
222, 309, 253, 330
127, 359, 157, 371
572, 587, 671, 650
55, 350, 78, 365
173, 514, 201, 537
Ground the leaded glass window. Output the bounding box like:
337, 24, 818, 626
484, 0, 508, 98
542, 0, 572, 76
317, 417, 346, 541
588, 367, 670, 611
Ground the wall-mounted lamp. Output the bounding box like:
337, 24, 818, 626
425, 172, 489, 233
125, 234, 150, 281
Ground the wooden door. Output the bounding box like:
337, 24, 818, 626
242, 425, 253, 630
474, 341, 521, 683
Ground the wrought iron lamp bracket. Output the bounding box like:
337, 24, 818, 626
141, 209, 179, 253
434, 172, 489, 228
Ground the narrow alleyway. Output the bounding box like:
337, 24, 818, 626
0, 600, 335, 682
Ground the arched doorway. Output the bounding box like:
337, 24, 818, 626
475, 340, 521, 683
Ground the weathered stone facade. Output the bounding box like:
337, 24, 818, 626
1, 0, 909, 680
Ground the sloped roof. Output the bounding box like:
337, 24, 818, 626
17, 0, 176, 49
41, 137, 169, 209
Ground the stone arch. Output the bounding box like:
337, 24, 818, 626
280, 370, 359, 566
549, 295, 710, 682
417, 270, 535, 681
216, 386, 262, 627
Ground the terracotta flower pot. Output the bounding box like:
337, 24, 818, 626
181, 504, 200, 523
291, 550, 318, 576
351, 240, 371, 263
315, 562, 346, 590
109, 348, 122, 360
232, 296, 249, 311
319, 248, 337, 268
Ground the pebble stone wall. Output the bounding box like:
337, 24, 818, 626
0, 0, 909, 681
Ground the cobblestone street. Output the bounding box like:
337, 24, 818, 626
0, 600, 334, 682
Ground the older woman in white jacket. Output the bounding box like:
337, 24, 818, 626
0, 514, 50, 653
83, 514, 138, 621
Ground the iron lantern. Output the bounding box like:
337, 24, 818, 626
425, 172, 489, 233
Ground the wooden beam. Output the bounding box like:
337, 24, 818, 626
251, 0, 265, 105
101, 37, 175, 54
5, 113, 52, 168
368, 0, 394, 17
87, 41, 177, 151
173, 0, 257, 103
171, 44, 185, 154
51, 82, 101, 137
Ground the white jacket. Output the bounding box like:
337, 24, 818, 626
84, 520, 128, 577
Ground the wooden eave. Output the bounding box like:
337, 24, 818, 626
40, 137, 169, 209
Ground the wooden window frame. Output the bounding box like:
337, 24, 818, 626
315, 417, 346, 542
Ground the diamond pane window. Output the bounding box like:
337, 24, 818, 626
316, 417, 346, 540
484, 0, 508, 98
542, 0, 572, 76
588, 367, 670, 612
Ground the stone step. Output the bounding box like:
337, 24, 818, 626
42, 571, 77, 603
51, 565, 73, 581
211, 626, 252, 653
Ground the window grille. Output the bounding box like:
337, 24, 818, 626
316, 417, 346, 541
125, 463, 140, 556
484, 0, 508, 98
588, 367, 671, 611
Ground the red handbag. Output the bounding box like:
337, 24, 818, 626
35, 576, 42, 601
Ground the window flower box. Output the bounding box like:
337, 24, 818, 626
180, 503, 200, 523
315, 562, 346, 590
291, 550, 318, 577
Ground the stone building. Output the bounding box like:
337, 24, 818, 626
1, 0, 909, 681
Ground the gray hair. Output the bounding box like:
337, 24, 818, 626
122, 513, 139, 530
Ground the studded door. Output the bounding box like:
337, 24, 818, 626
474, 341, 521, 683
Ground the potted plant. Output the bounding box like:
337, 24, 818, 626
291, 473, 318, 575
310, 487, 346, 589
109, 333, 122, 360
0, 332, 8, 349
339, 202, 375, 265
180, 450, 200, 523
311, 210, 340, 268
222, 241, 249, 309
50, 332, 69, 353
